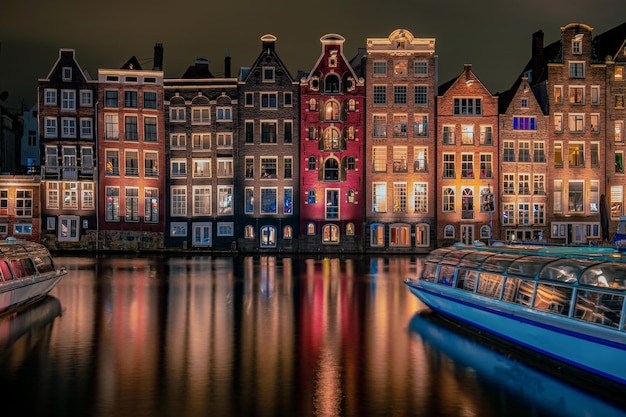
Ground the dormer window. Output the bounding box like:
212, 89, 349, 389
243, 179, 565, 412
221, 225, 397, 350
572, 39, 582, 54
62, 67, 72, 81
324, 74, 340, 94
262, 67, 275, 82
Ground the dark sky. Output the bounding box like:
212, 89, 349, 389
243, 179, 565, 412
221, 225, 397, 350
1, 0, 625, 112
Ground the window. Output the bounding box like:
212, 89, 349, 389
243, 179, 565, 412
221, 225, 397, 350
373, 115, 387, 138
171, 187, 186, 216
307, 189, 316, 204
105, 90, 118, 108
323, 127, 340, 150
245, 92, 254, 107
217, 159, 233, 177
568, 181, 584, 213
393, 147, 407, 173
261, 121, 277, 143
217, 186, 233, 215
105, 187, 120, 221
453, 98, 482, 115
171, 160, 187, 177
284, 120, 293, 143
554, 86, 563, 104
245, 121, 254, 143
145, 151, 158, 177
105, 150, 119, 176
390, 224, 410, 247
0, 190, 7, 215
393, 183, 407, 213
414, 85, 428, 105
61, 118, 76, 138
144, 188, 159, 222
284, 188, 293, 214
518, 202, 530, 225
590, 114, 600, 133
308, 156, 316, 171
144, 116, 157, 141
518, 174, 530, 195
284, 156, 293, 179
124, 115, 138, 141
513, 117, 536, 130
46, 146, 58, 172
192, 107, 210, 124
262, 67, 275, 82
518, 141, 531, 162
192, 159, 211, 178
521, 98, 528, 108
393, 86, 407, 105
45, 89, 57, 105
170, 223, 187, 237
45, 117, 58, 138
479, 154, 492, 178
569, 62, 585, 78
309, 98, 317, 111
533, 141, 545, 162
323, 158, 339, 181
591, 142, 599, 167
554, 113, 563, 132
216, 133, 233, 148
284, 92, 293, 107
392, 114, 408, 137
322, 224, 340, 244
373, 147, 387, 172
373, 85, 386, 105
326, 189, 339, 219
144, 91, 157, 109
616, 152, 624, 174
372, 183, 387, 213
60, 90, 76, 111
554, 180, 563, 213
503, 174, 515, 195
591, 86, 600, 104
444, 225, 455, 239
105, 114, 119, 140
569, 86, 584, 104
81, 147, 94, 173
461, 153, 474, 178
170, 107, 185, 121
533, 174, 545, 195
260, 226, 277, 247
442, 125, 455, 145
373, 61, 387, 75
216, 107, 231, 121
307, 223, 316, 235
590, 181, 599, 213
324, 74, 340, 93
615, 66, 623, 81
568, 143, 584, 167
554, 142, 563, 167
261, 188, 278, 214
443, 153, 455, 178
77, 118, 92, 139
261, 157, 277, 178
572, 39, 582, 54
371, 224, 384, 247
503, 141, 515, 162
442, 188, 455, 212
461, 125, 474, 144
413, 147, 427, 173
82, 182, 94, 209
245, 188, 254, 214
192, 133, 210, 150
616, 121, 624, 143
413, 114, 428, 137
479, 126, 492, 145
125, 150, 139, 176
170, 133, 186, 148
346, 156, 356, 170
324, 100, 340, 121
261, 92, 278, 109
616, 95, 624, 109
503, 203, 515, 225
125, 188, 139, 221
124, 90, 138, 108
611, 186, 623, 218
533, 203, 545, 225
15, 190, 33, 217
414, 61, 428, 76
413, 182, 428, 213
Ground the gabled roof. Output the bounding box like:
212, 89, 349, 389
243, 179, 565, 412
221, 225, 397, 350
121, 56, 143, 70
241, 34, 294, 83
593, 22, 626, 60
438, 64, 494, 97
40, 48, 93, 82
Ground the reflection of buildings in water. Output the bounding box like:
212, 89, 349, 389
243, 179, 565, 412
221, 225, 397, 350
409, 312, 626, 417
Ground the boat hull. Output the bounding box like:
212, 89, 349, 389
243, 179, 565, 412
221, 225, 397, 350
0, 272, 65, 315
406, 280, 626, 385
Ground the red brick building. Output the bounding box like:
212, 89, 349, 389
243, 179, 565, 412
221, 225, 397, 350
299, 34, 365, 251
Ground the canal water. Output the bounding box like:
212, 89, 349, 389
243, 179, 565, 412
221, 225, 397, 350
0, 254, 624, 417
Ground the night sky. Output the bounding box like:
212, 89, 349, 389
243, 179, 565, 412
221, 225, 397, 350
1, 0, 625, 111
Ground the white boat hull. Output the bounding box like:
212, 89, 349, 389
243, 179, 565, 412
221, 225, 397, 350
0, 273, 64, 315
406, 280, 626, 385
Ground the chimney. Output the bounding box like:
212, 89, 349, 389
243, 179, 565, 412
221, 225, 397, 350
153, 43, 164, 71
531, 30, 544, 84
224, 48, 231, 78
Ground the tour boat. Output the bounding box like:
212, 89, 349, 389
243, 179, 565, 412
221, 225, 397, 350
404, 242, 626, 386
0, 238, 67, 316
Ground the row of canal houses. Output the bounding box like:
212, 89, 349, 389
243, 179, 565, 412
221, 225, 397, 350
12, 22, 625, 252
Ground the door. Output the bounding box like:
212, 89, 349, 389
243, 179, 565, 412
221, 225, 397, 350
461, 224, 474, 245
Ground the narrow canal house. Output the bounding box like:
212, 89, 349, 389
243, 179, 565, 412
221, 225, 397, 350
38, 49, 97, 249
163, 55, 238, 250
498, 75, 550, 242
97, 46, 166, 250
363, 29, 438, 253
299, 34, 365, 252
236, 34, 300, 252
436, 64, 500, 246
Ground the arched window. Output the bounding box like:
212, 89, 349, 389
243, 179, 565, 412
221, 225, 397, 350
323, 127, 340, 150
260, 225, 277, 247
244, 225, 254, 239
307, 223, 316, 235
322, 224, 340, 244
346, 223, 355, 235
324, 158, 340, 181
444, 225, 455, 238
480, 225, 490, 239
309, 98, 317, 111
347, 189, 355, 203
443, 187, 455, 212
461, 188, 474, 215
283, 226, 293, 239
325, 74, 340, 93
324, 100, 340, 121
308, 156, 317, 170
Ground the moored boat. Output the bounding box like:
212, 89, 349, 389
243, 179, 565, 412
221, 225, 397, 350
0, 238, 67, 316
404, 242, 626, 386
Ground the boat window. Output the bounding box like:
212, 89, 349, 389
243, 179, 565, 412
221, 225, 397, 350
0, 261, 12, 281
480, 254, 521, 274
459, 252, 491, 269
501, 277, 521, 302
441, 250, 470, 266
515, 280, 535, 306
20, 258, 36, 276
33, 256, 56, 274
574, 290, 623, 329
426, 248, 452, 264
421, 262, 438, 283
437, 265, 456, 286
508, 256, 557, 278
533, 283, 573, 316
475, 272, 503, 299
10, 260, 27, 278
538, 259, 597, 283
579, 263, 626, 289
456, 270, 477, 292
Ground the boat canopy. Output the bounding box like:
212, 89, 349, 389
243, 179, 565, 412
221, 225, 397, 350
430, 246, 626, 290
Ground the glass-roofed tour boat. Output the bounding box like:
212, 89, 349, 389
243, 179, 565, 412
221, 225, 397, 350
0, 237, 67, 316
405, 242, 626, 387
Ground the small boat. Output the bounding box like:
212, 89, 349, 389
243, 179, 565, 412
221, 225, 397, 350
404, 242, 626, 386
0, 238, 67, 316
